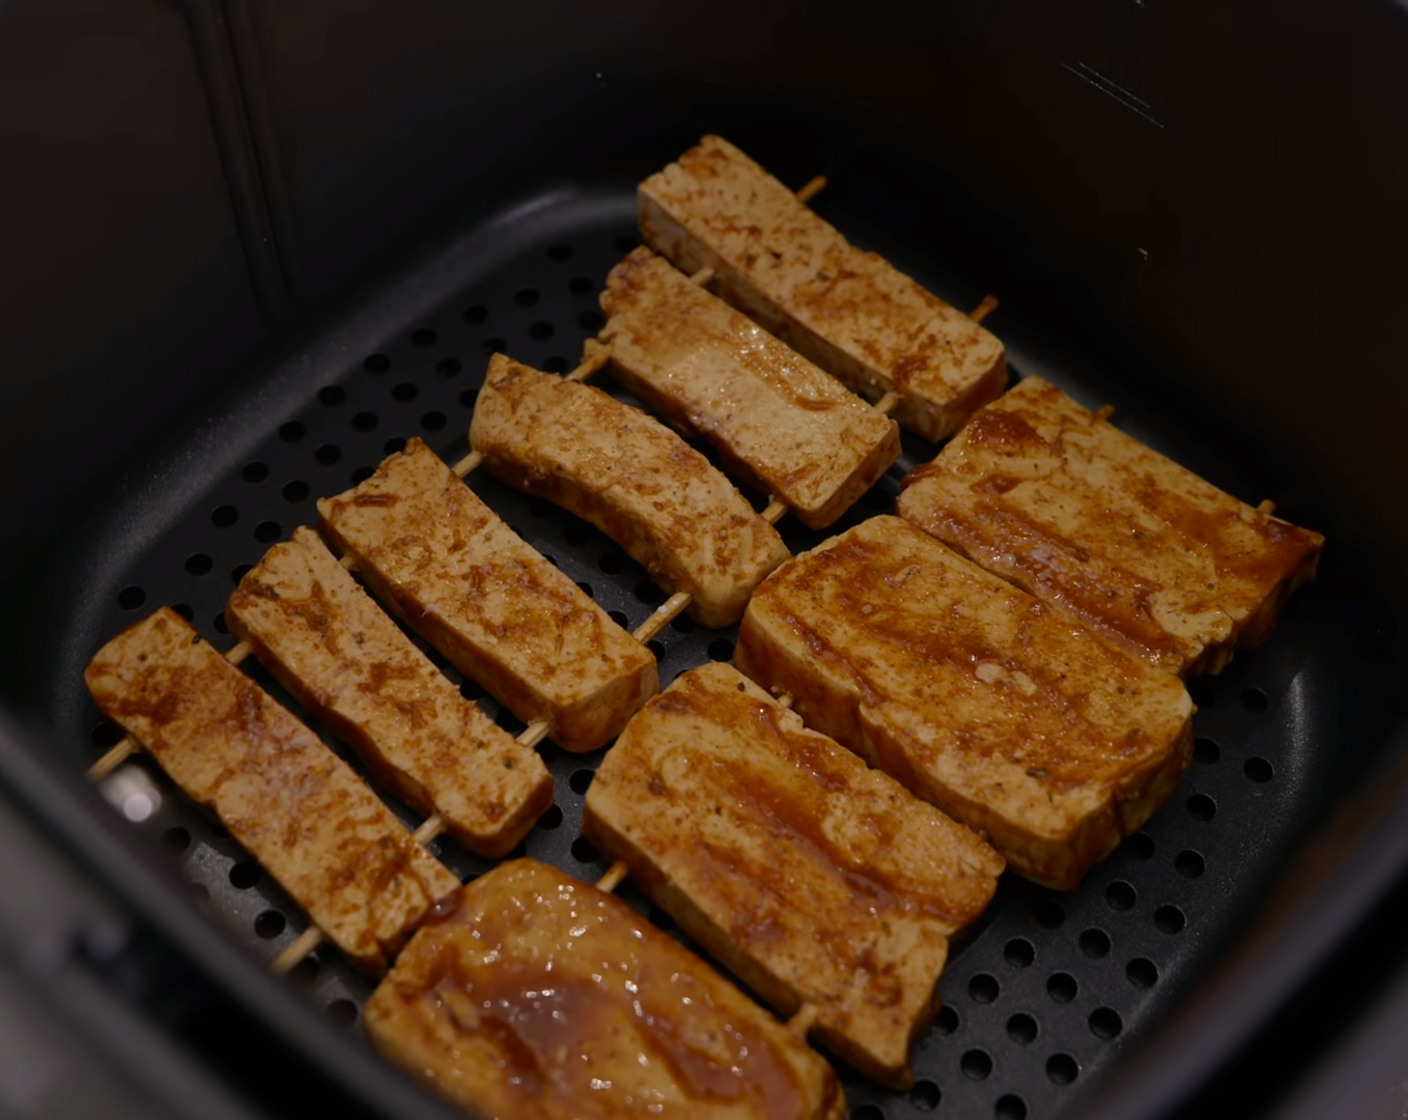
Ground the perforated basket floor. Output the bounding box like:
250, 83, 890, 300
53, 187, 1385, 1120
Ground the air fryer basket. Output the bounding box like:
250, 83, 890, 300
2, 3, 1406, 1119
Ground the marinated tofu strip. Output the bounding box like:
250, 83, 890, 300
638, 135, 1007, 442
583, 662, 1002, 1088
735, 517, 1195, 891
598, 248, 901, 530
470, 354, 790, 628
318, 437, 657, 753
897, 376, 1325, 677
364, 859, 846, 1120
84, 608, 460, 974
226, 527, 553, 858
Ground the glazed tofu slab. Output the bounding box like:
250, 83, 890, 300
599, 247, 901, 529
317, 438, 657, 753
470, 354, 790, 627
84, 608, 460, 973
226, 527, 553, 857
735, 517, 1195, 891
364, 859, 846, 1120
638, 135, 1007, 442
897, 376, 1325, 676
583, 662, 1002, 1088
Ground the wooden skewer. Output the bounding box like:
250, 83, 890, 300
688, 266, 716, 287
1257, 499, 1277, 515
795, 175, 828, 205
786, 1001, 821, 1039
874, 390, 901, 415
1095, 404, 1116, 422
596, 861, 629, 894
632, 591, 692, 645
270, 926, 324, 976
969, 293, 999, 324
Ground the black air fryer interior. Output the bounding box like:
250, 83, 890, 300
2, 3, 1406, 1120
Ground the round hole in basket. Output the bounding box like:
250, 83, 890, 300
1007, 1013, 1037, 1045
908, 1080, 941, 1111
1046, 1053, 1079, 1085
1004, 937, 1035, 968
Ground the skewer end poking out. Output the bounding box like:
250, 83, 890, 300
566, 343, 612, 383
761, 498, 787, 525
412, 813, 446, 847
452, 449, 484, 478
688, 266, 715, 288
969, 293, 999, 323
795, 175, 828, 205
88, 737, 136, 782
596, 861, 629, 894
1257, 498, 1277, 515
874, 391, 901, 416
271, 926, 325, 975
632, 590, 692, 645
786, 1002, 821, 1038
516, 720, 551, 751
1094, 404, 1116, 422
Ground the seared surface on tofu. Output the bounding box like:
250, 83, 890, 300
364, 859, 846, 1120
583, 662, 1002, 1088
599, 247, 900, 530
471, 354, 789, 627
897, 376, 1325, 677
84, 608, 459, 973
735, 517, 1195, 891
638, 135, 1007, 442
317, 438, 657, 753
227, 527, 553, 857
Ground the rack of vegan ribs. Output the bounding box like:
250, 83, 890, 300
82, 136, 1323, 1117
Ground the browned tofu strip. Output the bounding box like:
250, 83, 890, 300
638, 135, 1007, 442
598, 247, 901, 530
470, 354, 790, 627
364, 859, 846, 1120
84, 608, 459, 973
735, 517, 1195, 891
226, 527, 553, 858
897, 376, 1326, 676
317, 438, 657, 753
583, 662, 1002, 1088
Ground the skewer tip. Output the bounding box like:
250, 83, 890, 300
596, 861, 629, 894
969, 293, 999, 323
795, 176, 828, 205
270, 926, 325, 975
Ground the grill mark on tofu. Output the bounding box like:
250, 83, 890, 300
317, 438, 657, 752
898, 376, 1325, 676
84, 608, 460, 974
226, 527, 553, 857
584, 662, 1001, 1087
600, 248, 900, 529
735, 517, 1194, 891
470, 354, 790, 627
638, 135, 1007, 442
364, 859, 845, 1120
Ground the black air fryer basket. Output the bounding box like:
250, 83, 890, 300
2, 3, 1406, 1119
